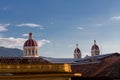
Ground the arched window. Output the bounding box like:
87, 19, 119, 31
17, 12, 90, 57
36, 50, 38, 55
32, 49, 34, 54
25, 50, 27, 54
29, 50, 31, 55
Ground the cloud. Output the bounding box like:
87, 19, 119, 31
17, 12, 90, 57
0, 37, 50, 49
16, 23, 43, 28
22, 33, 28, 37
94, 24, 103, 27
0, 24, 10, 32
111, 16, 120, 20
0, 37, 26, 48
0, 7, 8, 11
39, 27, 44, 30
38, 39, 50, 47
76, 27, 84, 30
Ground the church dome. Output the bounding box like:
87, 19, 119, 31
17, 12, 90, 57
91, 40, 100, 56
74, 48, 81, 53
23, 33, 39, 57
91, 40, 99, 50
74, 44, 81, 59
24, 33, 38, 47
74, 44, 81, 53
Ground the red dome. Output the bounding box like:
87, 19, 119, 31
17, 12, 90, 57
24, 39, 38, 47
74, 48, 81, 53
91, 44, 99, 50
23, 33, 38, 47
91, 40, 99, 50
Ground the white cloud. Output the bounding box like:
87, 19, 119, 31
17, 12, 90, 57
22, 33, 28, 37
0, 37, 50, 49
94, 24, 103, 27
0, 7, 7, 11
76, 27, 84, 30
17, 23, 43, 28
111, 16, 120, 20
40, 27, 44, 30
38, 39, 50, 47
0, 37, 26, 48
0, 24, 10, 32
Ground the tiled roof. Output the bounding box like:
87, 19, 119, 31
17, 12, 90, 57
0, 57, 50, 64
43, 53, 120, 64
75, 53, 120, 64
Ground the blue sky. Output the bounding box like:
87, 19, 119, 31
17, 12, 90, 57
0, 0, 120, 58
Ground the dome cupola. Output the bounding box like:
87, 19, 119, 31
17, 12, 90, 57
74, 44, 81, 53
24, 33, 38, 47
23, 33, 39, 57
74, 44, 82, 59
91, 40, 100, 56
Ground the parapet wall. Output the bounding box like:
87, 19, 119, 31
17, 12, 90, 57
0, 63, 71, 73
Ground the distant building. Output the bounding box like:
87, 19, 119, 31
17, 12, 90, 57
71, 52, 120, 77
23, 33, 39, 57
91, 40, 100, 56
0, 32, 120, 78
0, 33, 77, 79
74, 44, 81, 59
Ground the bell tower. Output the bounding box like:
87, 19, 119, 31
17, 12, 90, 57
74, 44, 82, 59
91, 40, 100, 56
23, 33, 39, 57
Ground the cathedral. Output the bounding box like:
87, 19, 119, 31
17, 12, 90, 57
0, 32, 120, 79
0, 33, 80, 80
73, 40, 100, 59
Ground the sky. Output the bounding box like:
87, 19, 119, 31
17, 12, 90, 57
0, 0, 120, 58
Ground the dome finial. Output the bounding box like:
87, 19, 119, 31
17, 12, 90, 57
76, 44, 78, 48
94, 40, 96, 44
29, 33, 32, 39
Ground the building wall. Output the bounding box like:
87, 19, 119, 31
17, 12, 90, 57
0, 63, 71, 73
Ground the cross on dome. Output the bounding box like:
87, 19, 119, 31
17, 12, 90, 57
29, 32, 32, 39
76, 44, 78, 48
94, 40, 96, 44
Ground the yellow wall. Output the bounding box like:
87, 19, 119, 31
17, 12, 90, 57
0, 63, 71, 73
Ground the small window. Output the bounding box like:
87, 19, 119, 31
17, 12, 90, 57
32, 50, 34, 54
